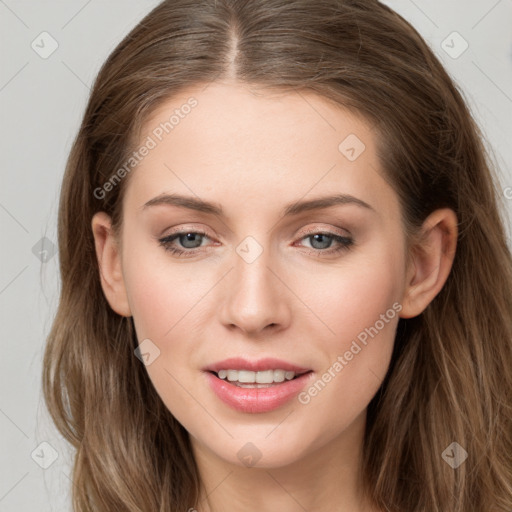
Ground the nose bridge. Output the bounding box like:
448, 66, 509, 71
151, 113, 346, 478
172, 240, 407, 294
219, 235, 289, 334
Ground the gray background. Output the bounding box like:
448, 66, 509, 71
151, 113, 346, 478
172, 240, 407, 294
1, 0, 511, 510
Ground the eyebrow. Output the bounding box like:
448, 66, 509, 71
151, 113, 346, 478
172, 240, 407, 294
141, 192, 376, 216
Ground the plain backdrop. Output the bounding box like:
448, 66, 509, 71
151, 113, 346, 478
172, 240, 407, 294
1, 0, 511, 510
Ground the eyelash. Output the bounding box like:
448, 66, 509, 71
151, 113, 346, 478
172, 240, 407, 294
158, 229, 354, 258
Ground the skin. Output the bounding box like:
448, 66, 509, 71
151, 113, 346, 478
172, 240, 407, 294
92, 81, 457, 512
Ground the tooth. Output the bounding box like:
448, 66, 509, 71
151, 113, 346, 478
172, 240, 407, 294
217, 369, 299, 383
273, 369, 285, 382
255, 370, 274, 384
238, 370, 256, 383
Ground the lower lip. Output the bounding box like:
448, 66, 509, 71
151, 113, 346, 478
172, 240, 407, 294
204, 371, 314, 413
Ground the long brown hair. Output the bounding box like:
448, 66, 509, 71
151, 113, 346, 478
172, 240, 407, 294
42, 0, 512, 510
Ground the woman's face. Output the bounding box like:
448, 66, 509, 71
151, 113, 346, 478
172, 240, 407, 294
106, 82, 412, 468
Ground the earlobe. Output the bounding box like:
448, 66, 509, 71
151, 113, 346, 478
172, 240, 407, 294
400, 208, 458, 319
91, 212, 132, 317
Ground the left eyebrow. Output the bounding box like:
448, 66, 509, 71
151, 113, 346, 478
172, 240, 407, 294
141, 192, 376, 216
282, 193, 376, 216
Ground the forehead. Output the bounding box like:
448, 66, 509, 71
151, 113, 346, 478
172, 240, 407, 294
124, 81, 397, 221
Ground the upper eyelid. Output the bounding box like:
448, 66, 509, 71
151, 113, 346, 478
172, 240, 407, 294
161, 222, 351, 238
299, 225, 352, 237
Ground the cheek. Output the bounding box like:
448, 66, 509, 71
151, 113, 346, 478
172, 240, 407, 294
122, 252, 208, 428
291, 243, 403, 418
122, 245, 215, 409
295, 239, 404, 345
123, 245, 209, 340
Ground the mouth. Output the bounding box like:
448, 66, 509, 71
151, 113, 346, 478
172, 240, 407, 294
202, 358, 315, 413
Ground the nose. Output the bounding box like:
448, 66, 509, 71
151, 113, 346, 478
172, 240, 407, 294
218, 246, 291, 336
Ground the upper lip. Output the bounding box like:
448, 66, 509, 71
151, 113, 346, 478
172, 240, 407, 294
203, 357, 311, 374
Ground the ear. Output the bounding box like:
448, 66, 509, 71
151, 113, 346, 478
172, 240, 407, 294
91, 212, 132, 317
400, 208, 458, 319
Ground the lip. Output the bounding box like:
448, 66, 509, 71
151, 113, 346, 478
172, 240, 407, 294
203, 358, 314, 413
203, 357, 311, 374
204, 371, 314, 413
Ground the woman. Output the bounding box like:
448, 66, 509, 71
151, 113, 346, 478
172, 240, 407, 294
43, 0, 512, 510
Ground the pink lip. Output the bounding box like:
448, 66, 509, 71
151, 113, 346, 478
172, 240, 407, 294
202, 357, 314, 413
203, 357, 311, 374
204, 371, 314, 413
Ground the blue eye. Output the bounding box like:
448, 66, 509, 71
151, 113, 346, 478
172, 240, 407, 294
299, 232, 354, 256
158, 231, 210, 256
158, 230, 354, 258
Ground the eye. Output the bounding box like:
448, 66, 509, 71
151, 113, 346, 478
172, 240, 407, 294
157, 228, 354, 258
296, 230, 354, 256
158, 230, 212, 257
